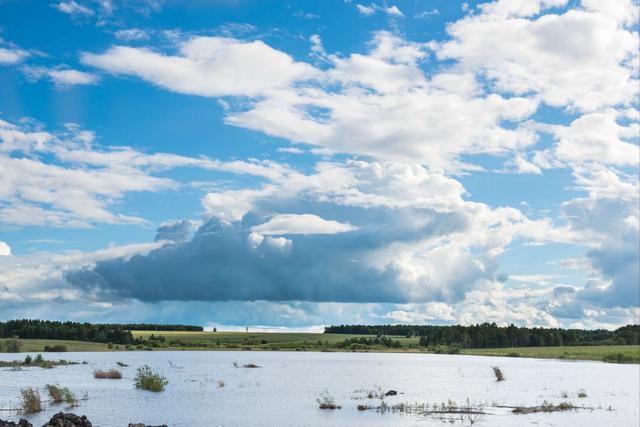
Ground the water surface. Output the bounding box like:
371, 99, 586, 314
1, 351, 638, 426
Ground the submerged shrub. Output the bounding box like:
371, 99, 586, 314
317, 391, 341, 409
492, 367, 505, 381
45, 384, 76, 406
19, 388, 43, 414
134, 365, 168, 392
94, 369, 123, 379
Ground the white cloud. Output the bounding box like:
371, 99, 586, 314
23, 66, 99, 87
548, 110, 639, 167
415, 9, 439, 18
55, 1, 94, 16
0, 118, 298, 228
0, 241, 10, 256
48, 68, 99, 86
355, 3, 403, 17
277, 147, 304, 154
0, 47, 28, 65
355, 4, 375, 15
82, 37, 318, 97
251, 214, 357, 235
438, 0, 639, 111
114, 28, 150, 41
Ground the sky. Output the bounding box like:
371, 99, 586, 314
0, 0, 638, 331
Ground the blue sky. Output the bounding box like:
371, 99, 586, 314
0, 0, 638, 330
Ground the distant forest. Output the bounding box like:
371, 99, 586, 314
324, 323, 640, 348
0, 320, 202, 344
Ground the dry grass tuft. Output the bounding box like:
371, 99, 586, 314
94, 369, 123, 379
20, 387, 43, 414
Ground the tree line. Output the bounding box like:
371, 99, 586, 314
324, 323, 640, 348
0, 320, 202, 344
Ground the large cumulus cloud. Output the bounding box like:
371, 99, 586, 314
66, 207, 471, 303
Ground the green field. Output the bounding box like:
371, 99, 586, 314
463, 344, 640, 363
2, 333, 638, 363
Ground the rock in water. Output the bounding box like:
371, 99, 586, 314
0, 419, 33, 427
384, 389, 398, 396
42, 412, 92, 427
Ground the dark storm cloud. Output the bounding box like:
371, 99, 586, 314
155, 219, 192, 242
66, 207, 471, 303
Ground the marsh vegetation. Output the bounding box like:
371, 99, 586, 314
134, 365, 168, 392
317, 391, 341, 410
94, 369, 122, 379
44, 384, 77, 407
18, 388, 42, 415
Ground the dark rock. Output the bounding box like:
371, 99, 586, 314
384, 390, 398, 396
41, 412, 92, 427
0, 419, 33, 427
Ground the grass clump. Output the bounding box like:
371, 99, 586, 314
492, 366, 505, 381
513, 401, 576, 414
233, 361, 260, 368
134, 365, 168, 392
217, 380, 225, 388
19, 387, 43, 414
94, 369, 122, 379
45, 384, 77, 406
577, 389, 587, 398
317, 391, 341, 409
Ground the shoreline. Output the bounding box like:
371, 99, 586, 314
1, 341, 639, 364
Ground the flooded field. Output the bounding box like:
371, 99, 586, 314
1, 351, 638, 426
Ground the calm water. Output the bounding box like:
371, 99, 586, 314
0, 351, 638, 426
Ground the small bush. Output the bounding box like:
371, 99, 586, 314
492, 366, 505, 381
506, 352, 520, 358
217, 380, 225, 388
20, 388, 43, 414
24, 355, 33, 364
94, 369, 123, 379
577, 389, 587, 398
134, 365, 168, 392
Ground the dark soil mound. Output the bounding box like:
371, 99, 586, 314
42, 412, 92, 427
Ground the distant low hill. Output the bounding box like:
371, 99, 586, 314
0, 319, 202, 344
324, 323, 640, 349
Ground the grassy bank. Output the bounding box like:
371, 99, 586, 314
2, 334, 638, 363
462, 344, 640, 363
